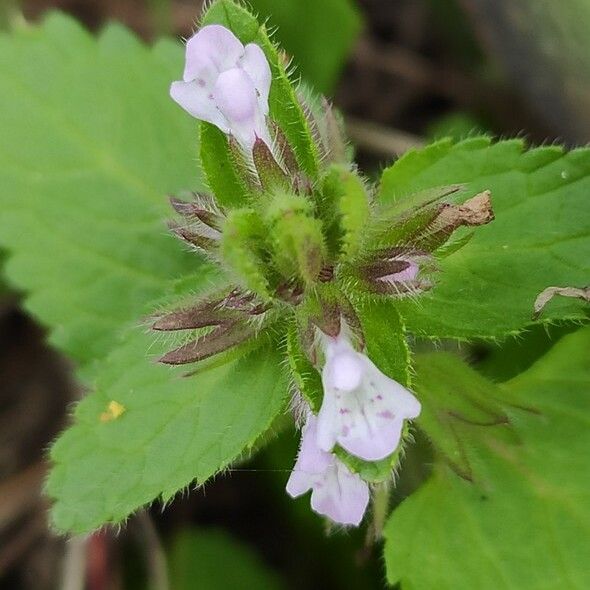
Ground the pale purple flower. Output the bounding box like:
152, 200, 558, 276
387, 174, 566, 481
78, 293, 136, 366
317, 334, 421, 461
380, 259, 419, 284
170, 25, 272, 151
286, 414, 369, 526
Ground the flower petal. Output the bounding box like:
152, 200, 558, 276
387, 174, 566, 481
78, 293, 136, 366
380, 260, 419, 284
319, 338, 421, 461
169, 80, 229, 131
213, 69, 258, 123
315, 380, 340, 453
213, 68, 266, 149
240, 43, 272, 109
286, 416, 331, 498
310, 462, 369, 526
370, 357, 421, 419
172, 25, 273, 151
286, 414, 370, 526
324, 348, 364, 391
184, 25, 244, 81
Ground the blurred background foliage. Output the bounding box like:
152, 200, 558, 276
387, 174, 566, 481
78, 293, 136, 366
0, 0, 589, 588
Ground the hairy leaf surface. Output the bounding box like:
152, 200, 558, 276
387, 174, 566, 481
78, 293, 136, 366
47, 327, 288, 533
380, 138, 590, 338
0, 14, 201, 363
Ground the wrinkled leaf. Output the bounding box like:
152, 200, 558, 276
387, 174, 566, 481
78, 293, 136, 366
380, 138, 590, 339
0, 14, 201, 363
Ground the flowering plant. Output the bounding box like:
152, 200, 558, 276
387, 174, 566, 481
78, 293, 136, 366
0, 0, 588, 586
161, 21, 495, 525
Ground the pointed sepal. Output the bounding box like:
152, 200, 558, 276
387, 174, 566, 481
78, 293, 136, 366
252, 137, 289, 191
158, 320, 255, 365
169, 194, 224, 231
412, 190, 494, 252
168, 220, 218, 252
152, 298, 231, 331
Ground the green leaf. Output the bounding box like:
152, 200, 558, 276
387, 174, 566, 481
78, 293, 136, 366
379, 138, 590, 339
475, 322, 579, 383
169, 528, 284, 590
0, 12, 290, 536
384, 327, 590, 589
47, 326, 288, 533
412, 352, 513, 481
200, 0, 320, 178
357, 300, 411, 387
0, 14, 200, 363
249, 0, 362, 93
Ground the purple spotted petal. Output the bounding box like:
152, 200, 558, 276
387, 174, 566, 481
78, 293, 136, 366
309, 461, 369, 526
317, 336, 421, 461
286, 414, 370, 526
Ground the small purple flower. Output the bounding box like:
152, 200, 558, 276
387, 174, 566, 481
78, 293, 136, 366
170, 25, 272, 151
286, 414, 369, 526
317, 334, 421, 461
380, 259, 419, 284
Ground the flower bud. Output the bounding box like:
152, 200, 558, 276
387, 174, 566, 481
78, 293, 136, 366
220, 208, 272, 298
265, 192, 326, 285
